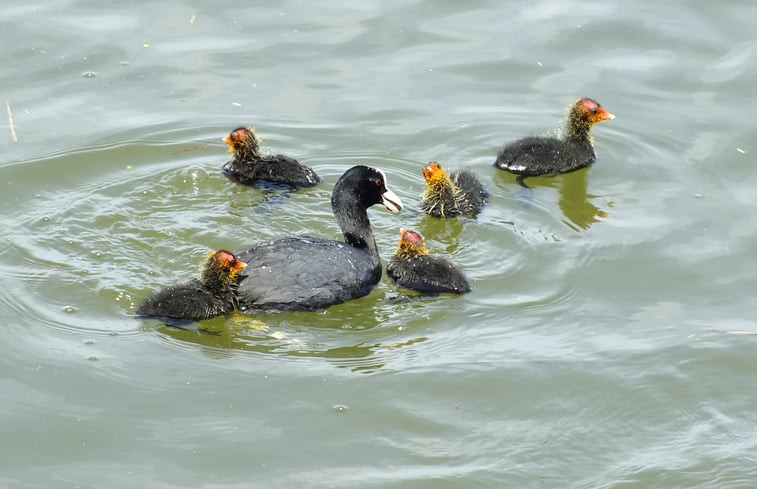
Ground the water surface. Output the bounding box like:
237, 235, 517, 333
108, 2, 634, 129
2, 1, 757, 488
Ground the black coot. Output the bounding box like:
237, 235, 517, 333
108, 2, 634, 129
494, 98, 614, 185
234, 165, 403, 311
222, 127, 321, 188
136, 250, 246, 321
420, 161, 487, 218
386, 228, 471, 294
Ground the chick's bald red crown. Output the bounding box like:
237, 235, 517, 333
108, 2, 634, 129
576, 97, 615, 121
399, 228, 424, 246
214, 250, 246, 271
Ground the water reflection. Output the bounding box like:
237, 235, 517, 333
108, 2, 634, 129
415, 215, 466, 252
493, 168, 609, 230
556, 169, 610, 231
153, 310, 428, 373
286, 336, 428, 373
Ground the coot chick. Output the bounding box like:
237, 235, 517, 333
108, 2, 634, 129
234, 165, 403, 312
494, 98, 614, 184
136, 250, 247, 321
222, 127, 321, 188
386, 228, 471, 294
420, 161, 487, 218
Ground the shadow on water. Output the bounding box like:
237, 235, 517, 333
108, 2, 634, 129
248, 188, 295, 214
493, 167, 610, 231
224, 179, 325, 216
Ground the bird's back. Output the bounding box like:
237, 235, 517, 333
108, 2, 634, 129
136, 280, 235, 321
235, 237, 380, 311
258, 155, 321, 187
495, 136, 595, 176
387, 254, 470, 294
452, 169, 488, 215
224, 155, 320, 187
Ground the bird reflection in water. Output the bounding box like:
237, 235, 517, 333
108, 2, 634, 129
495, 167, 611, 230
154, 311, 427, 373
557, 168, 611, 231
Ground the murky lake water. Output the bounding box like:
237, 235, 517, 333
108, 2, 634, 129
2, 1, 757, 488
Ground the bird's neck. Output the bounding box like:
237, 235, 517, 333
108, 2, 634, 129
427, 175, 457, 195
395, 243, 428, 260
566, 114, 593, 143
422, 177, 459, 206
200, 269, 236, 293
235, 144, 262, 162
333, 194, 379, 259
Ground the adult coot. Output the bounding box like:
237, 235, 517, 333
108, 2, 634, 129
234, 165, 403, 312
386, 228, 471, 294
494, 98, 614, 185
136, 250, 246, 321
420, 161, 487, 218
222, 127, 321, 188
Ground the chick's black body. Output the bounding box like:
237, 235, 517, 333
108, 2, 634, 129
420, 162, 487, 218
452, 169, 488, 214
224, 154, 320, 188
386, 228, 470, 295
494, 98, 614, 182
387, 254, 471, 294
495, 136, 596, 177
136, 250, 245, 321
135, 280, 237, 321
222, 127, 321, 188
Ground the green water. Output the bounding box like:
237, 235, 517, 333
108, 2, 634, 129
2, 1, 757, 488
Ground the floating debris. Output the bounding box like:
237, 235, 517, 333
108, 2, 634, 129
268, 331, 288, 340
6, 101, 17, 142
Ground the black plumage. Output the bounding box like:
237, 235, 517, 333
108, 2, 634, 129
222, 127, 321, 188
136, 250, 246, 321
494, 98, 614, 182
420, 161, 487, 218
234, 165, 403, 312
386, 228, 470, 294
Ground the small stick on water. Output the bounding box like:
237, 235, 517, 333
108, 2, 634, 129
6, 101, 18, 142
171, 143, 209, 156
